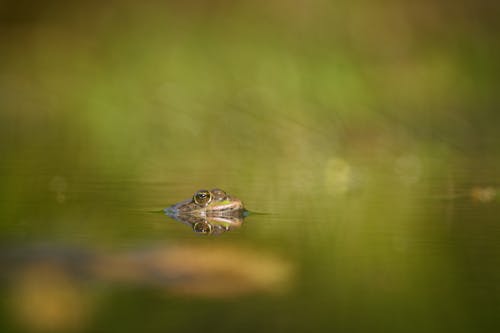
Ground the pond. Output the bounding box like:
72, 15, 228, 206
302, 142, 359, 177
1, 2, 499, 333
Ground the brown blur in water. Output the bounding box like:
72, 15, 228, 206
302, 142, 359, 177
4, 244, 292, 331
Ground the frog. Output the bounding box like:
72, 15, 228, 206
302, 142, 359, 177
164, 189, 246, 234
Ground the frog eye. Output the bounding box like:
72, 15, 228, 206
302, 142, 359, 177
193, 190, 212, 206
210, 188, 227, 201
193, 221, 212, 234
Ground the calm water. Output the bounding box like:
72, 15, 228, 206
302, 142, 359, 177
1, 1, 500, 332
1, 147, 499, 333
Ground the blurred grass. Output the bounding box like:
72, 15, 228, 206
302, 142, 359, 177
1, 1, 499, 163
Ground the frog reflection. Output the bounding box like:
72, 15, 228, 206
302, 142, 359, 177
164, 189, 246, 234
176, 214, 244, 235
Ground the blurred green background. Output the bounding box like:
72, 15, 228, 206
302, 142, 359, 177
0, 1, 499, 332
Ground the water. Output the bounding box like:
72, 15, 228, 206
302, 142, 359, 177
1, 2, 500, 332
1, 148, 499, 332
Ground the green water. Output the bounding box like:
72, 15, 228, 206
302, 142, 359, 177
1, 2, 499, 332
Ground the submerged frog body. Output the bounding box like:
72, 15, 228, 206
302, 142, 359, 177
164, 189, 246, 234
